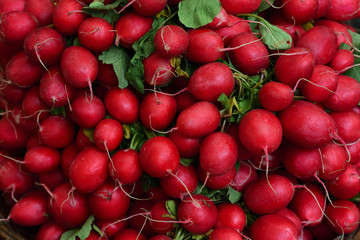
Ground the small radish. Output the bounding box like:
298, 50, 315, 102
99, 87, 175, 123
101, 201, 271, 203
113, 228, 147, 240
0, 0, 25, 15
24, 145, 61, 173
349, 141, 360, 164
60, 143, 78, 177
69, 146, 109, 193
318, 142, 347, 180
279, 0, 318, 24
24, 0, 54, 26
214, 15, 251, 46
95, 218, 128, 239
176, 101, 220, 138
258, 81, 293, 112
215, 203, 246, 232
328, 49, 355, 73
275, 208, 302, 234
10, 106, 37, 133
35, 220, 66, 240
0, 83, 27, 106
177, 194, 217, 235
168, 130, 200, 158
149, 200, 176, 234
230, 160, 258, 192
154, 24, 189, 58
21, 86, 49, 121
139, 136, 180, 178
315, 19, 353, 46
175, 90, 199, 113
330, 110, 360, 143
75, 128, 95, 151
149, 236, 172, 240
324, 0, 360, 21
139, 92, 177, 130
220, 0, 262, 14
314, 0, 331, 19
249, 147, 283, 171
93, 118, 123, 152
78, 17, 115, 53
325, 200, 360, 234
308, 220, 338, 240
204, 7, 230, 29
188, 62, 235, 102
127, 200, 155, 236
198, 164, 237, 190
209, 227, 243, 240
38, 167, 67, 190
131, 0, 167, 17
97, 62, 118, 87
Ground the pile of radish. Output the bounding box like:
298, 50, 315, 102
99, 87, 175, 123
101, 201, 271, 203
1, 0, 360, 239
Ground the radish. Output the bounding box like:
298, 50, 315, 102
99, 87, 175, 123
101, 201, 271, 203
21, 86, 49, 120
160, 164, 198, 199
315, 19, 353, 47
35, 220, 66, 240
26, 134, 42, 150
214, 15, 251, 46
177, 194, 217, 235
139, 136, 180, 178
93, 118, 123, 152
308, 220, 338, 240
75, 127, 95, 151
78, 17, 115, 53
278, 100, 336, 149
185, 28, 224, 64
314, 0, 331, 19
6, 51, 44, 87
258, 81, 293, 112
204, 7, 230, 29
250, 214, 298, 240
174, 90, 199, 113
328, 49, 355, 73
275, 208, 302, 234
325, 200, 360, 234
24, 0, 54, 26
68, 146, 109, 193
0, 0, 25, 15
176, 101, 220, 138
321, 75, 360, 112
168, 130, 200, 158
215, 203, 246, 232
244, 174, 294, 215
220, 0, 262, 14
300, 65, 338, 103
97, 62, 118, 87
318, 143, 347, 180
150, 236, 172, 240
127, 200, 155, 236
295, 26, 338, 65
23, 27, 66, 66
149, 200, 175, 234
226, 123, 254, 161
274, 47, 315, 88
230, 160, 258, 192
0, 117, 31, 151
139, 92, 177, 130
198, 164, 237, 190
60, 143, 78, 177
188, 62, 235, 102
60, 46, 98, 89
23, 145, 61, 173
114, 11, 153, 48
104, 87, 140, 124
89, 180, 130, 221
95, 218, 128, 239
349, 141, 360, 164
109, 149, 142, 185
330, 111, 360, 144
0, 83, 27, 106
324, 0, 360, 21
113, 228, 147, 240
209, 227, 243, 240
249, 147, 283, 171
38, 167, 67, 190
52, 0, 86, 36
228, 32, 270, 76
143, 51, 175, 86
153, 24, 189, 58
199, 131, 238, 176
10, 105, 37, 133
279, 0, 318, 24
48, 182, 90, 229
131, 0, 167, 17
37, 115, 76, 149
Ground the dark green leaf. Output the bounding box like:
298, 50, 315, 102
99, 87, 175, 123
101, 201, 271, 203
125, 54, 145, 93
85, 0, 123, 10
178, 0, 221, 29
82, 0, 123, 23
259, 20, 292, 50
218, 93, 231, 110
98, 46, 130, 89
343, 55, 360, 83
180, 158, 194, 167
349, 30, 360, 51
238, 99, 252, 114
60, 215, 95, 240
165, 200, 177, 216
339, 42, 352, 50
227, 187, 241, 204
257, 0, 275, 13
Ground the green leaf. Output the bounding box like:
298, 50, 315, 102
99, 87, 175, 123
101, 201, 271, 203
180, 158, 194, 167
349, 30, 360, 51
257, 0, 275, 13
178, 0, 221, 29
238, 99, 252, 114
60, 215, 95, 240
125, 54, 145, 93
339, 42, 352, 50
165, 200, 177, 216
85, 0, 123, 10
218, 93, 231, 110
227, 187, 242, 204
259, 19, 292, 50
343, 55, 360, 83
82, 0, 123, 23
98, 46, 130, 89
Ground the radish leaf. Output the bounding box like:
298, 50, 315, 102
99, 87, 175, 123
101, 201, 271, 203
259, 20, 292, 50
227, 187, 241, 204
257, 0, 275, 13
60, 215, 95, 240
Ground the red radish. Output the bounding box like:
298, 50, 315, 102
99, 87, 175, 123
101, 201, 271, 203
321, 75, 360, 112
214, 15, 251, 46
139, 136, 180, 178
60, 143, 78, 177
24, 0, 54, 26
198, 165, 236, 190
26, 134, 42, 150
127, 200, 155, 236
176, 101, 220, 138
308, 219, 338, 240
177, 194, 217, 235
300, 65, 338, 103
150, 236, 172, 240
0, 117, 31, 151
226, 123, 254, 161
325, 200, 360, 234
278, 100, 336, 149
146, 186, 169, 203
318, 143, 347, 180
8, 190, 48, 226
220, 0, 262, 14
131, 0, 167, 16
244, 174, 294, 215
295, 26, 338, 65
69, 147, 109, 193
149, 200, 175, 234
289, 183, 326, 226
228, 32, 270, 76
109, 149, 142, 185
38, 167, 67, 190
238, 108, 283, 156
113, 228, 147, 240
267, 12, 305, 42
209, 227, 243, 240
330, 110, 360, 144
6, 51, 44, 87
315, 19, 353, 46
279, 0, 318, 24
168, 130, 200, 158
52, 0, 87, 36
0, 11, 38, 48
175, 90, 199, 113
328, 49, 355, 73
114, 11, 153, 48
0, 0, 25, 15
188, 62, 234, 102
60, 46, 98, 89
39, 66, 76, 108
143, 52, 175, 86
89, 180, 130, 221
349, 141, 360, 164
326, 164, 360, 200
154, 24, 189, 58
104, 87, 140, 124
199, 131, 238, 176
250, 214, 298, 240
75, 128, 95, 151
324, 0, 360, 21
37, 115, 76, 149
24, 145, 61, 173
95, 218, 128, 239
230, 161, 258, 192
204, 7, 230, 29
0, 83, 27, 106
71, 92, 106, 129
275, 208, 302, 234
185, 28, 224, 64
93, 118, 123, 152
215, 203, 246, 232
21, 86, 49, 121
274, 47, 315, 88
282, 143, 321, 179
10, 105, 37, 133
139, 92, 177, 130
160, 164, 198, 199
249, 147, 283, 171
23, 27, 66, 66
48, 182, 90, 229
258, 81, 293, 112
97, 62, 118, 87
314, 0, 331, 19
35, 220, 66, 240
78, 17, 115, 52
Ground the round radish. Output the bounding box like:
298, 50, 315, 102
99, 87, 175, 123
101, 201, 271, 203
38, 167, 67, 190
0, 0, 25, 15
215, 203, 246, 232
113, 228, 147, 240
220, 0, 262, 14
258, 81, 293, 112
214, 15, 251, 46
143, 52, 174, 86
95, 218, 128, 239
249, 147, 283, 171
279, 0, 318, 24
328, 49, 355, 73
325, 200, 360, 234
168, 130, 200, 158
209, 227, 243, 240
230, 161, 258, 192
24, 145, 61, 173
24, 0, 54, 26
0, 117, 31, 151
132, 0, 167, 16
21, 86, 49, 121
93, 118, 123, 152
275, 208, 302, 234
149, 236, 172, 240
75, 128, 95, 151
35, 220, 66, 240
314, 0, 331, 19
154, 24, 189, 58
97, 62, 118, 87
149, 200, 175, 234
0, 83, 27, 106
318, 142, 347, 180
198, 164, 237, 190
324, 0, 360, 21
315, 19, 353, 47
330, 111, 360, 144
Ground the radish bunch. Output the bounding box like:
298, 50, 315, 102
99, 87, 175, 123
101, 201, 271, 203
0, 0, 360, 239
